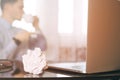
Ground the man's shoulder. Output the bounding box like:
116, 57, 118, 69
0, 17, 10, 29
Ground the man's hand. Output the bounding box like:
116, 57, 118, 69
14, 30, 30, 42
33, 16, 40, 30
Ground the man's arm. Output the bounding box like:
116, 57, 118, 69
29, 31, 47, 51
29, 16, 47, 51
0, 30, 30, 59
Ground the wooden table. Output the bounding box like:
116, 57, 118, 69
0, 68, 120, 80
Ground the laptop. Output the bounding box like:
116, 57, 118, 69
48, 0, 120, 74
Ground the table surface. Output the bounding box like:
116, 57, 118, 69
0, 67, 120, 80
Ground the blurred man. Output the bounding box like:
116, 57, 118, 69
0, 0, 29, 58
0, 0, 47, 73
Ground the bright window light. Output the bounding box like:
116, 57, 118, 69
58, 0, 74, 34
82, 0, 88, 36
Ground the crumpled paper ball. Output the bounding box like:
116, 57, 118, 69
22, 48, 47, 74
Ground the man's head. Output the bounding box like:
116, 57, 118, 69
0, 0, 24, 22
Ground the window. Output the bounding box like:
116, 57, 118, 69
58, 0, 74, 34
58, 0, 88, 36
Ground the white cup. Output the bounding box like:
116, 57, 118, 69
23, 14, 34, 23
